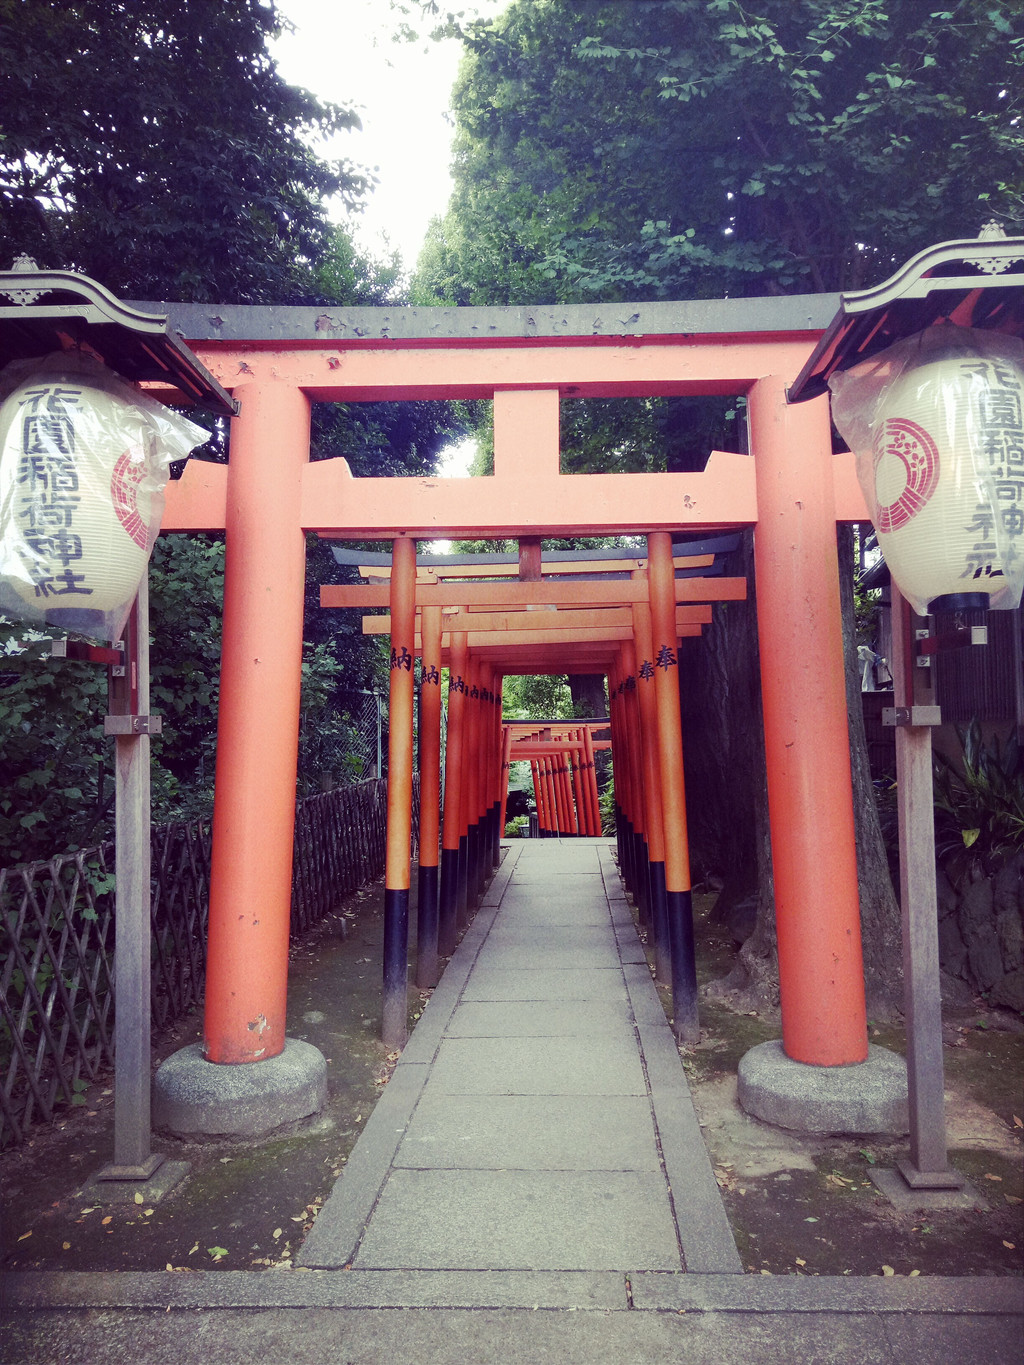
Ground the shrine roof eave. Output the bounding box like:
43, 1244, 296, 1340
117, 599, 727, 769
130, 294, 839, 350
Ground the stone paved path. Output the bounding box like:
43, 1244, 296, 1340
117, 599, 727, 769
297, 837, 741, 1297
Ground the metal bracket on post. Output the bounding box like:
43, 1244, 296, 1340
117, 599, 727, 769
104, 715, 163, 735
882, 705, 942, 728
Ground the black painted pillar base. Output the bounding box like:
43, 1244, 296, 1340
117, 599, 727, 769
438, 847, 459, 956
649, 861, 671, 986
416, 863, 440, 989
490, 802, 501, 867
667, 887, 699, 1043
632, 830, 649, 925
456, 834, 470, 931
382, 887, 410, 1047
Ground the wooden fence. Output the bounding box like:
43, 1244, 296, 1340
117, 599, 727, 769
0, 777, 417, 1150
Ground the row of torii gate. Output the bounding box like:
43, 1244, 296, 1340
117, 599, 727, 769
325, 534, 745, 1043
155, 295, 871, 1085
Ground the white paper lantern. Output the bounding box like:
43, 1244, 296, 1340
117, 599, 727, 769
830, 328, 1024, 616
0, 354, 207, 640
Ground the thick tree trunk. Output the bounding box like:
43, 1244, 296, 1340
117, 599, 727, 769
690, 527, 903, 1021
566, 674, 607, 719
567, 674, 610, 790
683, 530, 779, 1014
837, 522, 904, 1020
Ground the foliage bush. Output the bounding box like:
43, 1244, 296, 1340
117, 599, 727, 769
933, 722, 1024, 882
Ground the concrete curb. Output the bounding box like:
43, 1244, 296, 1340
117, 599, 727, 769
5, 1269, 1020, 1314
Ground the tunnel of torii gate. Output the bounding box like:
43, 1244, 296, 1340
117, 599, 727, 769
155, 295, 872, 1087
325, 533, 749, 1045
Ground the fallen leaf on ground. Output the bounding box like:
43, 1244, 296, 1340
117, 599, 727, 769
984, 1173, 1003, 1182
795, 1258, 806, 1266
17, 1232, 32, 1242
909, 1269, 920, 1277
881, 1265, 895, 1276
1005, 1195, 1022, 1205
101, 1216, 112, 1226
1003, 1241, 1016, 1250
133, 1192, 143, 1204
62, 1242, 70, 1250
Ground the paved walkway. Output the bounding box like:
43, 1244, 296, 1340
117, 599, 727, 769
297, 836, 741, 1291
4, 838, 1022, 1363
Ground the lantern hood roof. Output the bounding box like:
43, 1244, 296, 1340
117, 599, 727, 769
0, 260, 237, 416
788, 231, 1024, 404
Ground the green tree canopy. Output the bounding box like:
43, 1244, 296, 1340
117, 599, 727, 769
416, 0, 1023, 306
0, 0, 367, 302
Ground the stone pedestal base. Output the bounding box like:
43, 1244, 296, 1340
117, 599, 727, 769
737, 1040, 908, 1135
153, 1038, 327, 1141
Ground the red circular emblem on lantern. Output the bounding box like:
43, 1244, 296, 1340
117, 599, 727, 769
873, 418, 940, 533
110, 448, 149, 549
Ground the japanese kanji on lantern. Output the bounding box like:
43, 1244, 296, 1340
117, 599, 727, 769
0, 351, 208, 640
829, 324, 1024, 614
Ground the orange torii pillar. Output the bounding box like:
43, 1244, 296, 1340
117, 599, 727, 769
416, 604, 443, 989
466, 658, 486, 898
439, 631, 468, 954
530, 754, 549, 835
633, 598, 671, 985
203, 382, 310, 1065
570, 737, 588, 836
580, 725, 601, 838
382, 535, 417, 1047
621, 639, 649, 924
745, 379, 868, 1077
155, 381, 328, 1143
498, 723, 514, 839
648, 532, 699, 1044
487, 669, 503, 866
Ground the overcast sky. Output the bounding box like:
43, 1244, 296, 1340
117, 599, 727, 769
271, 0, 505, 272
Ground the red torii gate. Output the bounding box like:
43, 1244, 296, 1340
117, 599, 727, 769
153, 297, 873, 1132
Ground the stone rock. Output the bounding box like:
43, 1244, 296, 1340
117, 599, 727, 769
959, 872, 994, 935
997, 907, 1023, 973
936, 867, 959, 919
967, 921, 1005, 991
993, 851, 1024, 918
989, 967, 1024, 1015
937, 912, 968, 976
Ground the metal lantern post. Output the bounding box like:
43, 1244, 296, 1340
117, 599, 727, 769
789, 228, 1024, 1196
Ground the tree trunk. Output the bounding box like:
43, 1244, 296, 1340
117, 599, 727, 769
694, 527, 903, 1021
837, 522, 904, 1020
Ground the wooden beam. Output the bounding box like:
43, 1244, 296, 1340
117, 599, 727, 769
322, 577, 745, 610
361, 605, 713, 634
355, 553, 716, 580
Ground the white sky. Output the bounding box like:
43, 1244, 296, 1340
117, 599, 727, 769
271, 0, 505, 274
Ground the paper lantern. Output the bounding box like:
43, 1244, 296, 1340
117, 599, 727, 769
0, 354, 207, 640
830, 329, 1024, 616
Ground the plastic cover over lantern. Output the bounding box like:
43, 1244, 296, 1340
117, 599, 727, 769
829, 324, 1024, 616
0, 351, 208, 641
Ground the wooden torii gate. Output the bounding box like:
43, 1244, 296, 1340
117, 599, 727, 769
326, 537, 748, 1042
155, 296, 871, 1122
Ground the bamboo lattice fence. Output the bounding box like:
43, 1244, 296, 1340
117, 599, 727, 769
0, 776, 417, 1149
